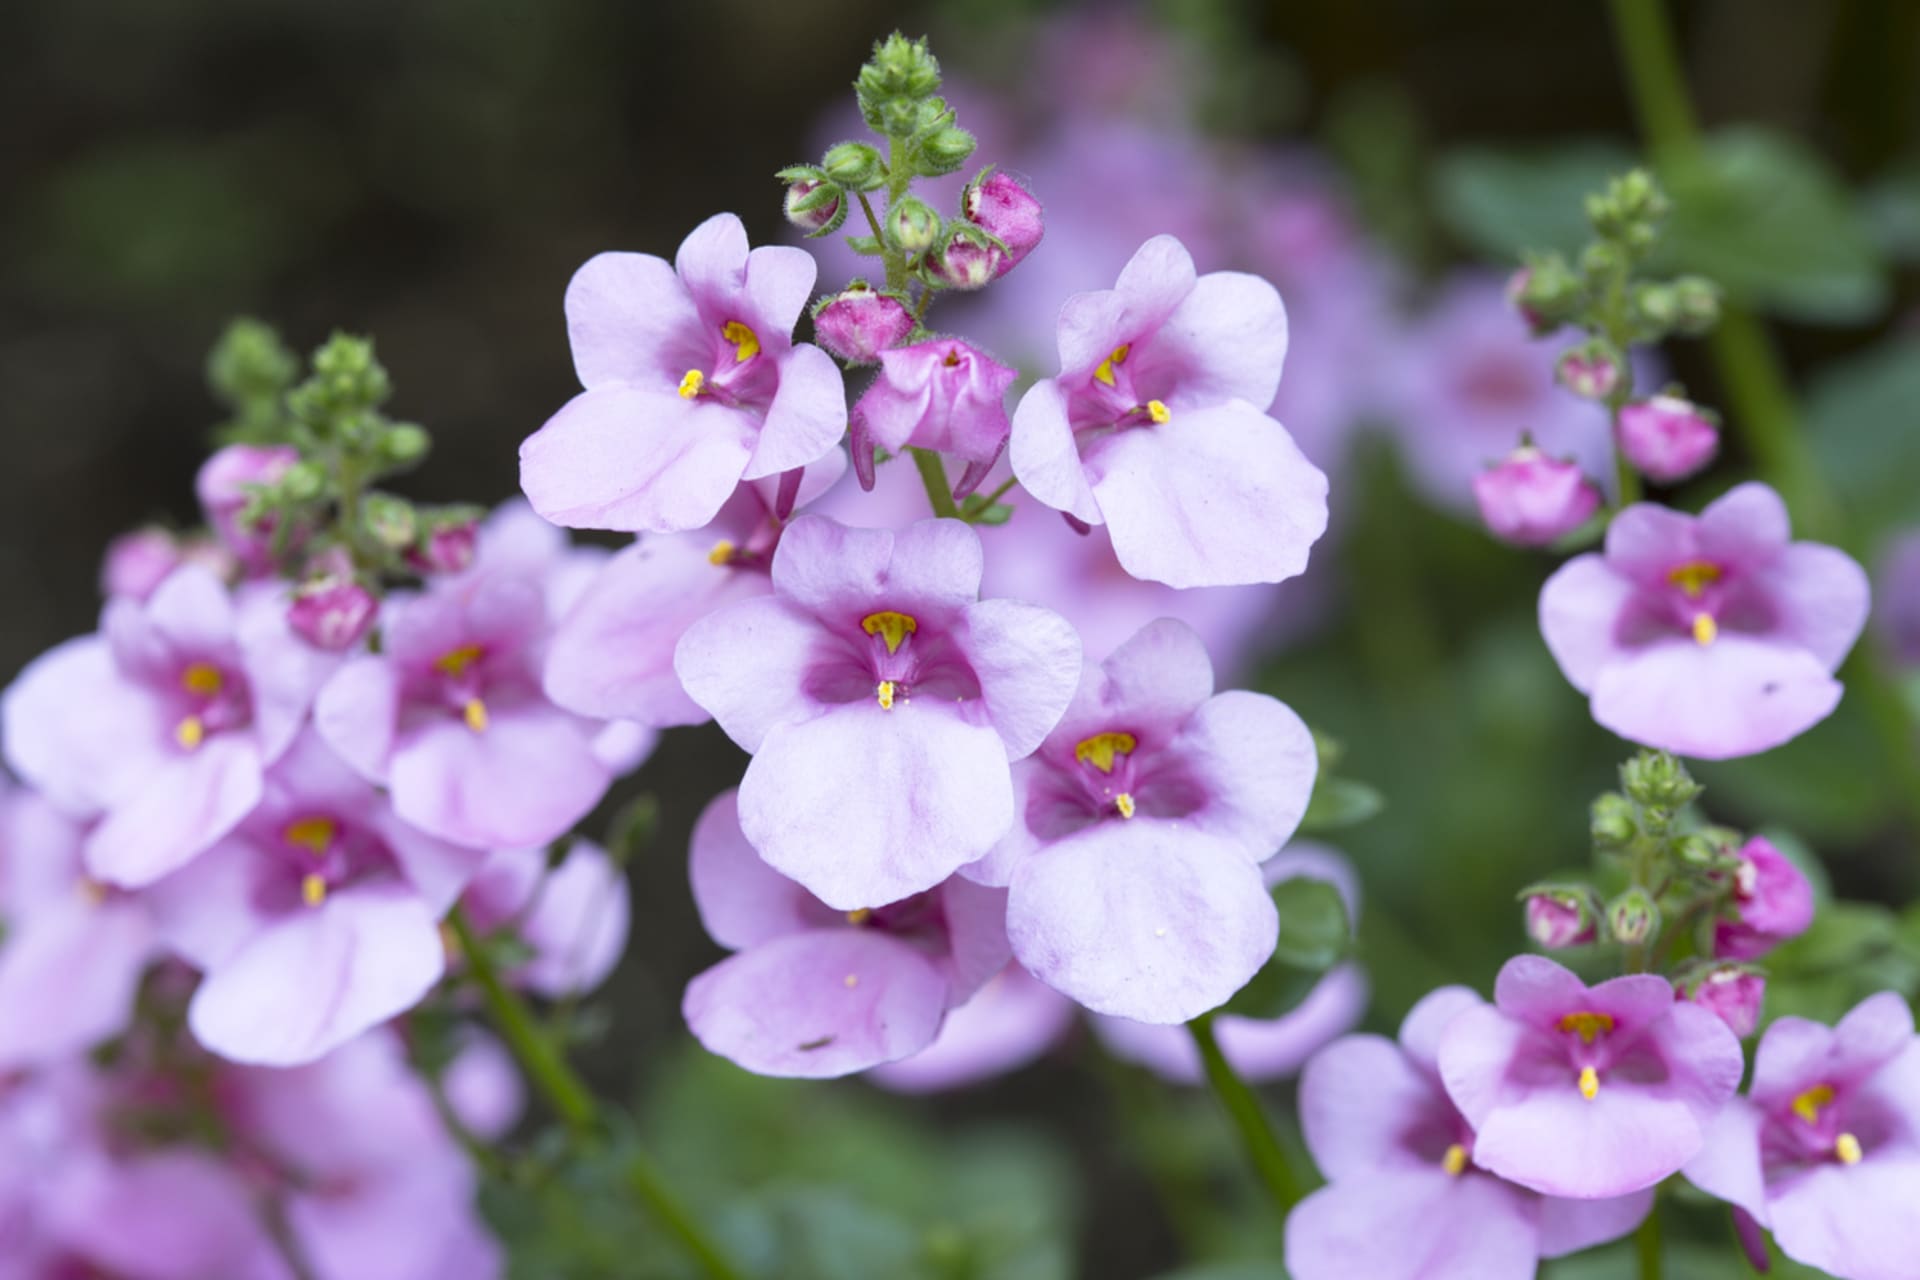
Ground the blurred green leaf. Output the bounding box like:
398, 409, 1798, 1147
1221, 878, 1349, 1020
1151, 1265, 1287, 1280
1802, 331, 1920, 547
1863, 161, 1920, 260
1693, 698, 1896, 846
1299, 777, 1384, 833
1433, 141, 1636, 258
1658, 128, 1889, 324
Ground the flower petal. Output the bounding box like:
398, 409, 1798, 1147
565, 250, 704, 389
84, 736, 263, 887
743, 343, 846, 481
673, 595, 834, 754
1009, 380, 1103, 525
2, 636, 171, 815
1589, 636, 1842, 760
1538, 555, 1639, 695
1536, 1188, 1655, 1258
1758, 542, 1871, 672
390, 702, 609, 849
689, 788, 820, 950
958, 598, 1082, 760
1300, 1033, 1453, 1180
1150, 269, 1288, 410
0, 898, 153, 1068
1284, 1170, 1539, 1280
1172, 688, 1318, 856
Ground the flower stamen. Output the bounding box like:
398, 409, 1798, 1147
1692, 612, 1718, 646
1792, 1083, 1835, 1125
1558, 1011, 1616, 1045
722, 321, 760, 362
1144, 399, 1170, 424
1579, 1065, 1600, 1101
1836, 1132, 1863, 1165
1115, 792, 1137, 819
1074, 731, 1138, 774
463, 698, 489, 734
181, 662, 224, 697
708, 540, 736, 567
876, 680, 896, 711
1442, 1144, 1469, 1177
176, 716, 206, 751
1093, 343, 1131, 387
301, 873, 328, 908
1667, 560, 1722, 599
861, 610, 918, 655
284, 816, 337, 856
678, 369, 706, 399
434, 644, 485, 679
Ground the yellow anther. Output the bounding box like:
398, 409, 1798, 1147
1145, 399, 1170, 424
1792, 1084, 1836, 1125
301, 873, 328, 908
1093, 343, 1131, 387
1074, 731, 1138, 774
861, 610, 919, 655
1558, 1011, 1617, 1045
678, 369, 706, 399
1667, 560, 1723, 599
1115, 792, 1137, 820
463, 698, 489, 734
76, 877, 107, 907
722, 320, 761, 362
846, 908, 873, 927
181, 662, 224, 696
284, 817, 337, 856
843, 973, 859, 989
434, 644, 485, 678
1442, 1144, 1469, 1177
1836, 1132, 1863, 1166
1692, 612, 1718, 646
876, 680, 896, 711
175, 716, 206, 751
707, 540, 736, 566
1579, 1065, 1600, 1101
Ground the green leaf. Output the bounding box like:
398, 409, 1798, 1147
1802, 331, 1920, 545
1221, 878, 1351, 1020
845, 235, 885, 256
1657, 127, 1889, 324
1863, 161, 1920, 260
1432, 141, 1637, 258
1151, 1265, 1287, 1280
1300, 777, 1384, 833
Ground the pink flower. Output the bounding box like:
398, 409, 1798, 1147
459, 840, 630, 998
288, 571, 378, 653
812, 284, 915, 365
1618, 395, 1720, 484
519, 213, 847, 534
849, 338, 1018, 498
1524, 891, 1596, 950
1473, 447, 1602, 547
1713, 835, 1815, 960
963, 170, 1044, 276
407, 521, 479, 576
100, 527, 185, 601
1679, 966, 1766, 1039
196, 444, 302, 575
865, 963, 1075, 1093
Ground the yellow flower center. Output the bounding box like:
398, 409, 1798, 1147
846, 908, 873, 926
1144, 399, 1170, 424
1558, 1011, 1616, 1045
283, 816, 337, 856
678, 369, 706, 399
175, 716, 206, 751
1836, 1133, 1863, 1165
1115, 792, 1137, 819
722, 320, 760, 362
1074, 731, 1138, 774
1667, 560, 1722, 599
434, 644, 485, 678
876, 680, 896, 711
708, 540, 736, 566
861, 610, 918, 655
463, 698, 489, 734
1692, 612, 1718, 646
1579, 1065, 1600, 1101
1792, 1083, 1836, 1125
1442, 1144, 1469, 1177
1093, 343, 1131, 387
301, 873, 329, 908
181, 662, 224, 697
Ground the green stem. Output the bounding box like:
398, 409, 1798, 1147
964, 476, 1019, 520
1635, 1199, 1663, 1280
447, 907, 750, 1280
1608, 0, 1700, 158
1186, 1013, 1302, 1214
856, 191, 887, 252
910, 447, 960, 518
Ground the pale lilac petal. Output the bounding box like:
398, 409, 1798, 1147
674, 212, 751, 311
1469, 1075, 1718, 1198
1092, 401, 1328, 588
1397, 985, 1487, 1079
146, 836, 272, 969
1007, 819, 1275, 1022
1101, 964, 1368, 1085
960, 759, 1050, 889
2, 637, 170, 814
1076, 617, 1217, 738
514, 840, 630, 997
1009, 380, 1103, 524
1299, 1033, 1450, 1180
1759, 543, 1871, 671
938, 876, 1013, 1005
1536, 1189, 1655, 1258
1769, 1154, 1920, 1280
289, 1171, 497, 1280
1174, 689, 1317, 855
519, 385, 752, 534
743, 243, 818, 340
767, 516, 982, 621
565, 251, 703, 389
85, 736, 263, 887
237, 590, 338, 764
1589, 637, 1842, 760
390, 703, 610, 849
144, 564, 239, 658
738, 705, 1014, 910
673, 596, 836, 753
235, 1029, 447, 1178
369, 808, 486, 914
1152, 270, 1288, 409
1492, 956, 1638, 1029
1087, 235, 1200, 369
188, 884, 445, 1066
1537, 556, 1639, 694
1696, 481, 1792, 569
313, 656, 403, 783
0, 898, 153, 1067
1052, 284, 1132, 379
1605, 502, 1701, 580
1284, 1171, 1539, 1280
958, 599, 1081, 760
867, 965, 1075, 1093
49, 1150, 288, 1280
683, 930, 947, 1077
689, 789, 818, 949
441, 1031, 525, 1143
1753, 993, 1915, 1102
1681, 1098, 1770, 1222
1439, 1002, 1542, 1131
744, 343, 846, 480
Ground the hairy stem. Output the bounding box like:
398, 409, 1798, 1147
1186, 1013, 1303, 1214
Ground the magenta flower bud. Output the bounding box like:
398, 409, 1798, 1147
1525, 892, 1595, 949
812, 284, 916, 365
1472, 446, 1601, 547
1505, 266, 1541, 330
195, 443, 301, 574
408, 520, 479, 575
1617, 394, 1720, 483
783, 178, 842, 235
288, 571, 377, 652
1679, 966, 1764, 1039
849, 338, 1018, 498
924, 231, 1001, 291
1714, 836, 1814, 960
100, 526, 184, 601
1556, 347, 1622, 401
964, 171, 1044, 277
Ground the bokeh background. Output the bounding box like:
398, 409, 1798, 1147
5, 1, 1920, 1276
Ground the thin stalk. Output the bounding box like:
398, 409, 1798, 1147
1635, 1199, 1664, 1280
1186, 1013, 1302, 1214
965, 475, 1019, 519
856, 191, 887, 250
446, 907, 751, 1280
910, 446, 960, 518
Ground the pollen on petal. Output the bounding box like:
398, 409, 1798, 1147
301, 873, 328, 908
861, 610, 918, 654
1667, 560, 1723, 598
1836, 1132, 1863, 1165
1692, 612, 1718, 646
1558, 1011, 1616, 1045
284, 817, 337, 856
1115, 792, 1137, 819
843, 973, 859, 989
1442, 1144, 1469, 1177
678, 369, 706, 399
434, 644, 485, 678
1074, 730, 1138, 774
876, 680, 896, 711
1145, 399, 1170, 424
1093, 343, 1131, 387
1792, 1084, 1835, 1125
1579, 1065, 1600, 1101
463, 698, 489, 734
707, 539, 736, 567
175, 716, 206, 751
180, 662, 224, 696
722, 321, 761, 362
846, 908, 873, 926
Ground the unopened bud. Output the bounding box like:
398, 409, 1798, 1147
377, 423, 430, 469
1678, 966, 1765, 1039
914, 125, 976, 178
1668, 276, 1722, 336
1620, 749, 1702, 815
821, 141, 886, 192
886, 195, 942, 257
288, 572, 377, 652
408, 519, 478, 576
812, 283, 915, 365
1607, 886, 1660, 946
1472, 445, 1601, 547
963, 170, 1043, 276
1618, 395, 1719, 483
1590, 793, 1637, 849
856, 33, 943, 137
1555, 343, 1623, 402
362, 492, 417, 552
781, 172, 846, 237
923, 226, 1001, 291
1524, 891, 1597, 950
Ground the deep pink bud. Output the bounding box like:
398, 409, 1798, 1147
196, 443, 300, 574
288, 570, 377, 651
101, 526, 183, 601
1472, 446, 1601, 547
963, 171, 1043, 277
1525, 892, 1595, 949
1617, 395, 1719, 483
1713, 836, 1814, 960
811, 284, 916, 365
1505, 267, 1540, 329
849, 338, 1018, 498
1556, 347, 1622, 401
1679, 966, 1764, 1038
924, 234, 1000, 291
408, 521, 479, 575
783, 179, 841, 235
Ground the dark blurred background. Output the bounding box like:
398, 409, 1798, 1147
5, 2, 1919, 1276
